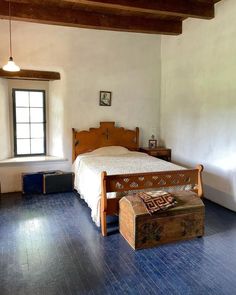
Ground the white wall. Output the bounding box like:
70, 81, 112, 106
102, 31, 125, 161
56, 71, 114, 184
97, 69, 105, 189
0, 79, 10, 160
161, 0, 236, 211
0, 21, 161, 192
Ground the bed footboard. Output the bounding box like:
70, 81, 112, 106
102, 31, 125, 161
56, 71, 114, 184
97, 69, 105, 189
101, 165, 204, 236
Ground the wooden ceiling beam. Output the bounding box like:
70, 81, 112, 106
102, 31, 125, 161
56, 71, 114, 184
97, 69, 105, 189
0, 69, 61, 81
0, 2, 182, 35
8, 0, 215, 19
70, 0, 215, 19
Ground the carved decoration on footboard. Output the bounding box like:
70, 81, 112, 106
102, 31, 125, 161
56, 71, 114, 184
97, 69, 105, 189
106, 166, 203, 196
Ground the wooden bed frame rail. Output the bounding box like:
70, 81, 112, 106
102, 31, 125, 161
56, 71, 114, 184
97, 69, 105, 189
101, 165, 204, 236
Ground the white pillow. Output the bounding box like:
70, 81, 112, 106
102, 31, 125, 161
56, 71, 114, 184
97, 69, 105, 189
90, 146, 129, 156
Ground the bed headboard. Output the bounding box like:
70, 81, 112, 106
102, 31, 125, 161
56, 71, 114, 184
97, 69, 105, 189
72, 122, 139, 161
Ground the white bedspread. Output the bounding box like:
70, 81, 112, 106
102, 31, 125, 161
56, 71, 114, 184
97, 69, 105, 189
73, 149, 186, 226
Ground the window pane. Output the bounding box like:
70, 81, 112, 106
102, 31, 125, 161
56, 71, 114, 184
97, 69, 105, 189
16, 124, 30, 138
16, 108, 30, 123
31, 124, 44, 138
17, 139, 30, 154
30, 108, 44, 123
30, 92, 43, 107
15, 91, 29, 107
31, 139, 44, 154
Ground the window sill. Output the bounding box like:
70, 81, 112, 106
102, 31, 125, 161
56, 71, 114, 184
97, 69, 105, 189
0, 156, 68, 166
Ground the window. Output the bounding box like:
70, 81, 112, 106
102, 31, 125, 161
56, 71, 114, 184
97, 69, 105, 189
13, 89, 46, 156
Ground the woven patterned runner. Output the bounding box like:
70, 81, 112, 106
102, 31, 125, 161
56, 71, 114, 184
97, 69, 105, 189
136, 191, 178, 214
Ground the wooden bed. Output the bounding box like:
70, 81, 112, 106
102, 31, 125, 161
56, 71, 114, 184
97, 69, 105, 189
72, 122, 203, 236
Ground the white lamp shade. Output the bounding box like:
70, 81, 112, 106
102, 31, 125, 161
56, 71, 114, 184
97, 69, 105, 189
3, 57, 20, 72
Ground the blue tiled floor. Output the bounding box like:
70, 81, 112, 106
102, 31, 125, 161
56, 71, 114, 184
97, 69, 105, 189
0, 192, 236, 295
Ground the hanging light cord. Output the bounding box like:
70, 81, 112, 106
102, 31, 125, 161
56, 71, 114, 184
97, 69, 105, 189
8, 0, 13, 58
2, 0, 20, 71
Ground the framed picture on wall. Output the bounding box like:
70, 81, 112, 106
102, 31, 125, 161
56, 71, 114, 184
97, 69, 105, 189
99, 91, 112, 106
148, 135, 157, 149
149, 139, 157, 149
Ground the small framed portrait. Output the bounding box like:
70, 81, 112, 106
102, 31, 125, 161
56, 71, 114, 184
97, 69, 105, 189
149, 139, 157, 149
99, 91, 112, 106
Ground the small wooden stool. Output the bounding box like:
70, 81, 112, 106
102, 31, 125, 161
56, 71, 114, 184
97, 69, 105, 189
119, 191, 205, 250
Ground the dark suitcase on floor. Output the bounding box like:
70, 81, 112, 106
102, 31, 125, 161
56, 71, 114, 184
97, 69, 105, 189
22, 172, 44, 194
43, 172, 74, 194
22, 171, 61, 194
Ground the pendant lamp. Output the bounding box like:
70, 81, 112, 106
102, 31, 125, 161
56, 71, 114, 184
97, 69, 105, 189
3, 0, 20, 72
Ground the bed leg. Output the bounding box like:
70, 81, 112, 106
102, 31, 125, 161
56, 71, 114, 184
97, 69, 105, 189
101, 211, 107, 236
101, 171, 108, 236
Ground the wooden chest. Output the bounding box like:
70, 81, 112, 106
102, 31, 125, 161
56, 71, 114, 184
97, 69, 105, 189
119, 191, 205, 250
